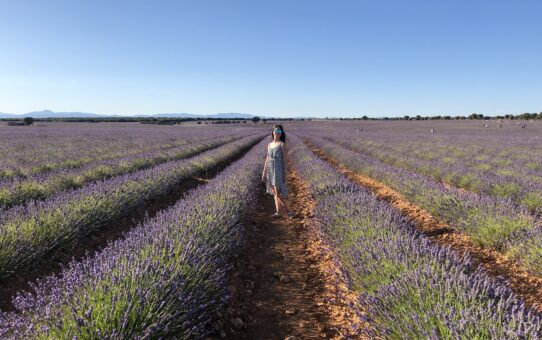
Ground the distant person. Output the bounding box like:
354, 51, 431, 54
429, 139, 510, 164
262, 125, 293, 218
430, 128, 434, 134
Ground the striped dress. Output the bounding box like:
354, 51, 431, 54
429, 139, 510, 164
266, 142, 288, 198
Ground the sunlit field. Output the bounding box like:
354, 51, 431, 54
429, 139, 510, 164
0, 120, 541, 338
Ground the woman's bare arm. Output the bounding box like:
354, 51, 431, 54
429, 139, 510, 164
282, 142, 288, 179
262, 144, 269, 181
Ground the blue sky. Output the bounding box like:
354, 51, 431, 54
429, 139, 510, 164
0, 0, 540, 117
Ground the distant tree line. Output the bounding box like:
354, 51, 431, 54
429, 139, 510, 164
2, 112, 540, 125
202, 120, 247, 125
333, 112, 542, 121
0, 116, 313, 125
6, 117, 34, 126
1, 117, 255, 125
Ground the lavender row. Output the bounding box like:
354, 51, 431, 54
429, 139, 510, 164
0, 139, 265, 339
0, 124, 191, 180
289, 135, 541, 338
0, 135, 241, 209
0, 123, 252, 182
0, 137, 193, 186
289, 120, 542, 180
0, 135, 263, 279
302, 134, 542, 275
323, 131, 542, 213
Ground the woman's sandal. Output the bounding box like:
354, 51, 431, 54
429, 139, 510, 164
271, 213, 281, 218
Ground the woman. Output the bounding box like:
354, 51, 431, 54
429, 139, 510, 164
262, 125, 293, 218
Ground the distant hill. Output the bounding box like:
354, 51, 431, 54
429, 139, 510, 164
0, 110, 256, 119
0, 110, 104, 118
210, 113, 254, 119
28, 110, 106, 118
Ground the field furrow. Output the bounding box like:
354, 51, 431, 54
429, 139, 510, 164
304, 137, 542, 314
0, 138, 266, 339
1, 120, 539, 337
289, 134, 541, 338
0, 135, 263, 282
293, 122, 542, 215
301, 134, 542, 279
223, 162, 368, 338
0, 125, 215, 181
0, 135, 243, 209
324, 134, 542, 214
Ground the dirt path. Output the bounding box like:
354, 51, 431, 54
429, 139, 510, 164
220, 168, 371, 339
304, 140, 542, 314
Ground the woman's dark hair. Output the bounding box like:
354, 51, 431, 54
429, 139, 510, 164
271, 124, 286, 142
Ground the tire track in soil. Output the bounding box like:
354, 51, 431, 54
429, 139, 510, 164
219, 167, 372, 339
303, 139, 542, 314
0, 140, 260, 312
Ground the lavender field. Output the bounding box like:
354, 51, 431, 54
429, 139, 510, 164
0, 120, 541, 338
290, 120, 542, 276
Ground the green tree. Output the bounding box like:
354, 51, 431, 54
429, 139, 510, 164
469, 113, 483, 120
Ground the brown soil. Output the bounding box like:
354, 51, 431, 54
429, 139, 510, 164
304, 140, 542, 314
0, 142, 256, 312
218, 168, 372, 339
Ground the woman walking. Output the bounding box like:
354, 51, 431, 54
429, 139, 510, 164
262, 125, 293, 218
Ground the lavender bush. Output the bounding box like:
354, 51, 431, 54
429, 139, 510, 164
0, 122, 253, 182
0, 135, 262, 279
289, 134, 541, 338
291, 121, 542, 213
300, 134, 542, 276
0, 139, 265, 338
0, 135, 241, 208
328, 134, 542, 213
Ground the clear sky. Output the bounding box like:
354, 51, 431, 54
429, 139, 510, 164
0, 0, 541, 117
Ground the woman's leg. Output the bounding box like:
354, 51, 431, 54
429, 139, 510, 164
279, 193, 290, 210
278, 197, 290, 216
275, 187, 289, 216
271, 185, 281, 214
